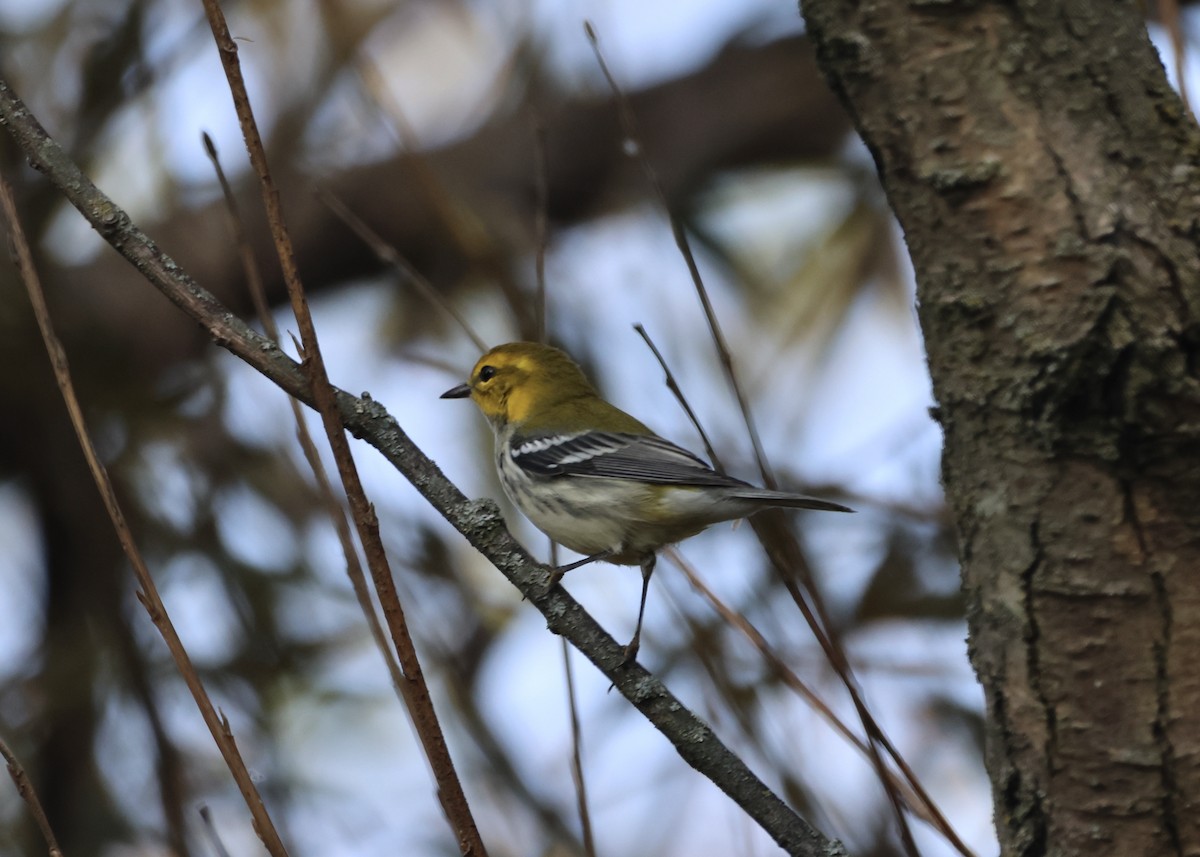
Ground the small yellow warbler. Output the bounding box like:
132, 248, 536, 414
443, 341, 851, 661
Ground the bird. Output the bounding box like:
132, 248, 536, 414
441, 341, 852, 663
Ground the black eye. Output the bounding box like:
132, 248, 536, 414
478, 365, 497, 382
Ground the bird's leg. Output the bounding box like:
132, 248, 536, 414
543, 550, 613, 593
622, 554, 657, 665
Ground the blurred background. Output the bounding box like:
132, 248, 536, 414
0, 1, 1192, 855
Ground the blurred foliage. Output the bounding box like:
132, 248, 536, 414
0, 1, 1018, 856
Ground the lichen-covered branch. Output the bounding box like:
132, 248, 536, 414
0, 76, 844, 857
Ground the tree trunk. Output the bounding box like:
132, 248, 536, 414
801, 2, 1200, 855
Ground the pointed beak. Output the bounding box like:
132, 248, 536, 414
440, 383, 471, 399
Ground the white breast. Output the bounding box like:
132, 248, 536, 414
496, 444, 651, 557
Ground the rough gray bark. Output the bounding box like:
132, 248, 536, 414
802, 2, 1200, 855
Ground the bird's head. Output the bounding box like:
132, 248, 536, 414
441, 342, 599, 429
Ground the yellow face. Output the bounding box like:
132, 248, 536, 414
440, 342, 595, 427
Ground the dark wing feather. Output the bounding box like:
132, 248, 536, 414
511, 432, 752, 489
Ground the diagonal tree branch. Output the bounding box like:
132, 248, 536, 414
0, 76, 846, 857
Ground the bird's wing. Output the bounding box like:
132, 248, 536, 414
510, 432, 750, 488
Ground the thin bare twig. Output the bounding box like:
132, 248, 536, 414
638, 295, 938, 851
0, 76, 846, 857
198, 805, 234, 857
667, 549, 976, 857
561, 639, 597, 857
533, 113, 550, 344
0, 735, 64, 857
535, 127, 590, 847
0, 169, 288, 857
202, 133, 410, 710
753, 514, 924, 855
201, 132, 273, 325
316, 186, 488, 353
196, 2, 487, 854
583, 21, 775, 489
633, 323, 723, 471
585, 23, 924, 856
410, 595, 586, 851
112, 620, 191, 856
356, 58, 537, 339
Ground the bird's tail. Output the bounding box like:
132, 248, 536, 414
729, 489, 853, 514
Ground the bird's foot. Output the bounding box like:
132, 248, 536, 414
621, 635, 640, 666
540, 565, 567, 597
540, 550, 612, 596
